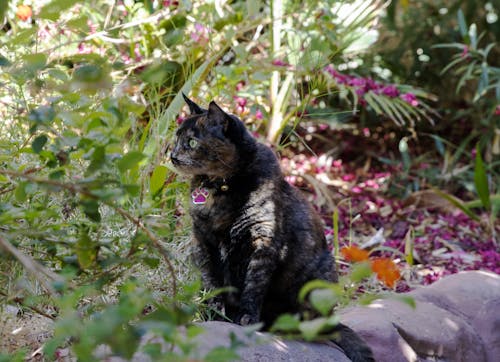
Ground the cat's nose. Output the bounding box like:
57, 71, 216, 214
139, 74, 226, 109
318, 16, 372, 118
170, 152, 180, 165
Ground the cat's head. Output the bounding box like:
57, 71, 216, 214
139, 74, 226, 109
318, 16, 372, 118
170, 95, 255, 177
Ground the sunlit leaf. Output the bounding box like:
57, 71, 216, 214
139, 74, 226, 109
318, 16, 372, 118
22, 53, 47, 74
270, 313, 300, 333
204, 346, 240, 362
76, 230, 98, 269
309, 289, 338, 316
150, 165, 168, 195
298, 279, 338, 303
350, 261, 372, 283
116, 151, 147, 173
39, 0, 76, 20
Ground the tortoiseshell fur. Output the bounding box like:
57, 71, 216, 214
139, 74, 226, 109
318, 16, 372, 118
170, 96, 374, 362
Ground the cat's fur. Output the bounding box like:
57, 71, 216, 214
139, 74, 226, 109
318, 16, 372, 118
170, 95, 374, 362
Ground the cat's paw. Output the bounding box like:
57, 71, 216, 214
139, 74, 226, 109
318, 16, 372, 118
238, 313, 259, 326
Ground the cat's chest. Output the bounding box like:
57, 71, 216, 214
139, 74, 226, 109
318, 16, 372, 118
189, 190, 238, 233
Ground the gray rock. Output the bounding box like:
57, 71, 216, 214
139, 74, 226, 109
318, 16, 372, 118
100, 271, 499, 362
340, 271, 499, 362
190, 321, 350, 362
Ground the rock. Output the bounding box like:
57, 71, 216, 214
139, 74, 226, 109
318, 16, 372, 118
190, 321, 350, 362
340, 271, 499, 362
97, 271, 499, 362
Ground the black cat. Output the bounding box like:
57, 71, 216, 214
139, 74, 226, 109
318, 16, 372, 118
170, 94, 374, 362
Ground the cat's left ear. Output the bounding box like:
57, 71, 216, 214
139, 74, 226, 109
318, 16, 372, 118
183, 93, 206, 115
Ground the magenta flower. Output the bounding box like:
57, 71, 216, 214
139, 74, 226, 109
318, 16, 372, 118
495, 105, 500, 115
255, 109, 263, 120
400, 92, 419, 107
382, 85, 399, 97
272, 59, 290, 67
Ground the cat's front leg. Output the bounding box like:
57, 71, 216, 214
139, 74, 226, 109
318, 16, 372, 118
237, 243, 279, 325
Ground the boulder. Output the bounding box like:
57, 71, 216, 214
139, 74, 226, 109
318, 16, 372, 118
100, 271, 499, 361
189, 271, 499, 362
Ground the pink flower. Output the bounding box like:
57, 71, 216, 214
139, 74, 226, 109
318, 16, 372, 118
236, 81, 246, 91
255, 109, 263, 120
233, 96, 247, 114
461, 46, 469, 58
495, 105, 500, 115
382, 85, 399, 97
400, 92, 419, 107
163, 0, 179, 7
191, 23, 209, 44
272, 59, 289, 67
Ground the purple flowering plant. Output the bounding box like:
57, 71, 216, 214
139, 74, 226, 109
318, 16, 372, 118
324, 64, 435, 126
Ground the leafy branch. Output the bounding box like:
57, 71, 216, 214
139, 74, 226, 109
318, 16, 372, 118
0, 168, 178, 297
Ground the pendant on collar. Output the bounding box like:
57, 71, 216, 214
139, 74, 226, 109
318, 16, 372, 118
191, 187, 210, 205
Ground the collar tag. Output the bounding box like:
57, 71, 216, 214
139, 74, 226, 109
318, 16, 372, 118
192, 187, 209, 205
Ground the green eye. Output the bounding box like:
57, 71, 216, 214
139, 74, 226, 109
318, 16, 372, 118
188, 138, 198, 149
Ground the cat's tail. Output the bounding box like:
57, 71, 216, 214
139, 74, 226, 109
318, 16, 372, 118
332, 322, 375, 362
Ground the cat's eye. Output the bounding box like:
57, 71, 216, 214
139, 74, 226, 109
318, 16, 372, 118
188, 138, 198, 149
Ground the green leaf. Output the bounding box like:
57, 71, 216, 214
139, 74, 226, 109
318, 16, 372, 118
65, 15, 89, 32
86, 146, 106, 175
350, 261, 372, 283
309, 289, 338, 316
298, 279, 338, 303
29, 106, 56, 124
270, 313, 300, 333
457, 9, 467, 38
433, 188, 479, 221
81, 199, 101, 222
116, 151, 147, 173
22, 53, 47, 73
32, 135, 48, 154
142, 257, 160, 269
150, 165, 168, 195
76, 230, 97, 269
298, 316, 340, 341
15, 182, 27, 202
404, 226, 414, 266
474, 145, 491, 210
393, 295, 416, 309
39, 0, 76, 20
204, 347, 240, 362
73, 64, 106, 83
0, 55, 11, 67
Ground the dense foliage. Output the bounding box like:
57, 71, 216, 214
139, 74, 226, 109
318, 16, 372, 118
0, 0, 498, 360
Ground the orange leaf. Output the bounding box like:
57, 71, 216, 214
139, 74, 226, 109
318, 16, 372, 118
341, 245, 370, 262
370, 258, 401, 288
16, 5, 32, 21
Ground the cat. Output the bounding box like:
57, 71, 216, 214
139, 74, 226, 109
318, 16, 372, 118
170, 94, 375, 362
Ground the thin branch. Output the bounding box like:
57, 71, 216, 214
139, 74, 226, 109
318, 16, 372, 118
0, 235, 63, 296
0, 290, 56, 320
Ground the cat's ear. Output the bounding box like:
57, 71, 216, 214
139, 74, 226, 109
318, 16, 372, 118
207, 101, 230, 127
208, 101, 248, 141
182, 93, 205, 115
